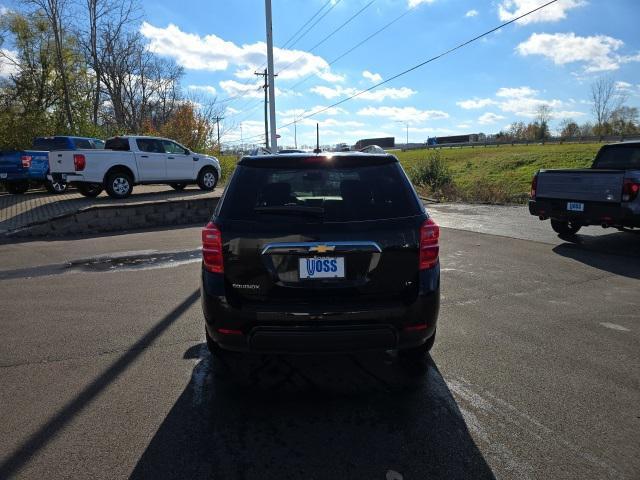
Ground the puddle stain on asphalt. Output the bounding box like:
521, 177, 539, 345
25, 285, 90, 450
0, 249, 202, 281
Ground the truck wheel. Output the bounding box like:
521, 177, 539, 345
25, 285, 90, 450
77, 183, 103, 198
45, 179, 68, 194
551, 219, 581, 235
197, 167, 218, 191
6, 181, 29, 194
170, 183, 187, 191
105, 171, 133, 199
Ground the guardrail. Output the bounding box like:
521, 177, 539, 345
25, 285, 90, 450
400, 135, 640, 151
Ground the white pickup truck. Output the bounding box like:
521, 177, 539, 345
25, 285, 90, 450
48, 135, 221, 198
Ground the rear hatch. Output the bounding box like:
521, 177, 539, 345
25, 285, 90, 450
536, 169, 624, 203
216, 155, 425, 308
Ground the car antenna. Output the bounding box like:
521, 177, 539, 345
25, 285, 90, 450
313, 123, 321, 154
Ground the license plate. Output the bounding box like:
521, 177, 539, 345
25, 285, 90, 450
299, 257, 345, 279
567, 202, 584, 212
0, 173, 7, 179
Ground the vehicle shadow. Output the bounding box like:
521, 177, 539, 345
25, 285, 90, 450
130, 344, 495, 480
554, 231, 640, 279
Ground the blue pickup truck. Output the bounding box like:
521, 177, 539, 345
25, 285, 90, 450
0, 136, 105, 194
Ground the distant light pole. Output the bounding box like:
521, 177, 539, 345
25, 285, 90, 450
397, 121, 409, 146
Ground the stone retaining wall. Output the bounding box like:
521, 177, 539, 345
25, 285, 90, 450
6, 197, 219, 239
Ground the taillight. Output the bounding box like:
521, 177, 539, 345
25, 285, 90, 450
419, 217, 440, 270
530, 173, 538, 199
202, 222, 223, 273
21, 155, 32, 168
622, 179, 640, 202
73, 154, 86, 171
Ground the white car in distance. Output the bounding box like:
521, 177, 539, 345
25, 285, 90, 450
48, 136, 221, 198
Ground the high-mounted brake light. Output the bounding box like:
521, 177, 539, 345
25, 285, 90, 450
419, 217, 440, 270
73, 154, 86, 171
622, 179, 640, 202
21, 155, 32, 168
202, 222, 224, 273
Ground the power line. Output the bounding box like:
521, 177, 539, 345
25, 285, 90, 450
280, 0, 560, 130
287, 7, 414, 94
283, 0, 343, 51
276, 0, 377, 77
281, 0, 334, 49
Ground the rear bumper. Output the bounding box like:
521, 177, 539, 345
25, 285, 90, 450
529, 199, 640, 227
50, 173, 85, 183
0, 172, 29, 183
201, 267, 440, 354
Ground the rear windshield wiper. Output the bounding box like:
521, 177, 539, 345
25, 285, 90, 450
254, 205, 325, 216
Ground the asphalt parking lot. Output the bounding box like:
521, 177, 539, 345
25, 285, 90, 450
0, 207, 638, 479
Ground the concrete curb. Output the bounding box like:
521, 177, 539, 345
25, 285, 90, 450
5, 196, 219, 239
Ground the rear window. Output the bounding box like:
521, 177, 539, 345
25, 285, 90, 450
105, 137, 130, 151
220, 162, 422, 222
593, 145, 640, 170
73, 138, 94, 149
32, 137, 69, 151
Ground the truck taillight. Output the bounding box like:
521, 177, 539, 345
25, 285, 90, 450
622, 179, 640, 202
530, 173, 538, 199
202, 222, 223, 273
21, 155, 32, 168
419, 217, 440, 270
73, 154, 86, 171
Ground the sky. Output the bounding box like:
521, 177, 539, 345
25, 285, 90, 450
2, 0, 640, 148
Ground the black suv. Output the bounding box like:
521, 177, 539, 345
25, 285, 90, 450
201, 152, 440, 359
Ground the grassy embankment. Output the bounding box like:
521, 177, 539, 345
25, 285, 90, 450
217, 143, 603, 204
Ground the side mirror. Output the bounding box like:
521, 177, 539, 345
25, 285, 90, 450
184, 149, 190, 155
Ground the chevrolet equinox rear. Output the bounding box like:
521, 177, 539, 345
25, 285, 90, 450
201, 152, 440, 360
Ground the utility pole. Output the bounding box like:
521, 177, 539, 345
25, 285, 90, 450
255, 69, 277, 151
215, 116, 223, 153
294, 119, 297, 149
265, 0, 278, 151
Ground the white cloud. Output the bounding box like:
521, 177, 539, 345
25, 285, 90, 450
219, 80, 264, 99
310, 85, 415, 101
140, 22, 343, 82
516, 32, 640, 73
188, 85, 217, 95
457, 98, 496, 109
362, 70, 382, 83
457, 123, 471, 129
408, 0, 436, 7
0, 49, 18, 78
465, 9, 478, 17
498, 0, 586, 25
357, 106, 449, 123
458, 86, 586, 120
478, 112, 505, 124
226, 107, 240, 115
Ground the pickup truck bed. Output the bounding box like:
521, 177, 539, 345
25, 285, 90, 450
529, 142, 640, 234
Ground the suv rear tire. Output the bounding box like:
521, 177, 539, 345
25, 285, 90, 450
105, 171, 133, 199
197, 167, 218, 191
399, 330, 436, 362
550, 219, 581, 235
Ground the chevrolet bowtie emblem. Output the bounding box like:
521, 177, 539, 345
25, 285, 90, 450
309, 245, 335, 253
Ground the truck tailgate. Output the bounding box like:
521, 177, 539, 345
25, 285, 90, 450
48, 150, 78, 174
536, 169, 624, 203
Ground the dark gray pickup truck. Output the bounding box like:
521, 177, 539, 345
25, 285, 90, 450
529, 142, 640, 235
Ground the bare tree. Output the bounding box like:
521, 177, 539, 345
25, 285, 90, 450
590, 77, 626, 136
535, 104, 552, 126
81, 0, 138, 125
23, 0, 75, 129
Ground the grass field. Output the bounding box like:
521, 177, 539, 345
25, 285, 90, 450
217, 142, 603, 204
